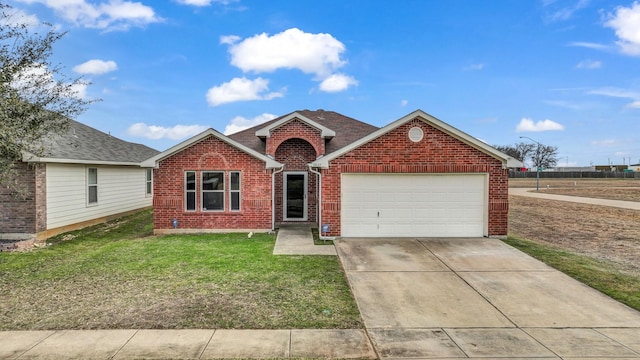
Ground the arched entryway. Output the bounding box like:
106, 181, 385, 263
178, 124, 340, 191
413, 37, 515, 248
274, 138, 318, 224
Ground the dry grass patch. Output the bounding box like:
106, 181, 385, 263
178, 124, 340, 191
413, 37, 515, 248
508, 179, 640, 310
509, 195, 640, 277
510, 178, 640, 202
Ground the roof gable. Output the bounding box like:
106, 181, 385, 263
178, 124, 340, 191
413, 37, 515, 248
255, 112, 336, 138
228, 109, 378, 154
312, 109, 523, 168
141, 128, 282, 169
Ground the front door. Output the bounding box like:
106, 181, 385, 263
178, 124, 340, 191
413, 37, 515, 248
284, 172, 307, 221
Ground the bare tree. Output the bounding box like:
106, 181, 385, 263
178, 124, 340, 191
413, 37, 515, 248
530, 143, 559, 170
494, 141, 558, 169
0, 4, 93, 197
493, 142, 535, 164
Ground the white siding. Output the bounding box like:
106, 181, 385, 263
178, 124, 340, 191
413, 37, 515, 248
46, 164, 152, 229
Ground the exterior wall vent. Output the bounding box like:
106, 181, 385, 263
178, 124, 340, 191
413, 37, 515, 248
408, 127, 424, 142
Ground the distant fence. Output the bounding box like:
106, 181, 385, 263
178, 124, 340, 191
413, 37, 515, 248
509, 171, 640, 179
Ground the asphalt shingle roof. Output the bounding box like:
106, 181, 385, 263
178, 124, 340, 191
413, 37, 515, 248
37, 119, 159, 163
228, 109, 379, 154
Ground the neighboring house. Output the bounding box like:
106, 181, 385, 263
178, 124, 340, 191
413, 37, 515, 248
0, 119, 159, 245
143, 109, 522, 238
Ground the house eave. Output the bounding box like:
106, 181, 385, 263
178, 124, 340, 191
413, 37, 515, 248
255, 112, 336, 139
22, 152, 145, 167
142, 128, 283, 169
316, 109, 519, 169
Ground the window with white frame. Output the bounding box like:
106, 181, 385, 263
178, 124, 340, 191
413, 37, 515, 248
230, 171, 241, 211
146, 169, 153, 196
202, 171, 224, 211
185, 171, 196, 211
87, 167, 98, 205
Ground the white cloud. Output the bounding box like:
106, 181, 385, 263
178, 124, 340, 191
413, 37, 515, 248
568, 41, 610, 51
515, 118, 565, 132
319, 73, 358, 92
588, 87, 640, 108
575, 59, 601, 69
543, 0, 589, 22
18, 0, 161, 30
223, 113, 277, 135
605, 2, 640, 55
220, 34, 241, 45
588, 87, 640, 99
175, 0, 212, 5
463, 63, 485, 71
206, 77, 283, 106
400, 99, 408, 106
73, 59, 118, 75
11, 63, 88, 99
71, 82, 88, 99
627, 100, 640, 108
0, 7, 40, 27
591, 139, 619, 147
126, 123, 209, 140
220, 28, 357, 93
225, 28, 347, 77
175, 0, 237, 5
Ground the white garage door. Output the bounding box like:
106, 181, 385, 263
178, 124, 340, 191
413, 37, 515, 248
341, 174, 486, 237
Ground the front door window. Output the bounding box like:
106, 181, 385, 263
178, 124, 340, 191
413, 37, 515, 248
284, 172, 307, 220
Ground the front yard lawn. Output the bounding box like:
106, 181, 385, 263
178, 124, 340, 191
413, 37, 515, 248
0, 210, 363, 330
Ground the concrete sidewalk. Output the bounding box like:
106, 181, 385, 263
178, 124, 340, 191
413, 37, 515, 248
1, 329, 376, 359
272, 224, 336, 255
510, 187, 640, 210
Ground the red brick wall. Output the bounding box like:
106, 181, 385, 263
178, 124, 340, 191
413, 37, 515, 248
266, 119, 325, 157
274, 138, 318, 223
0, 162, 46, 236
320, 118, 509, 237
153, 135, 272, 231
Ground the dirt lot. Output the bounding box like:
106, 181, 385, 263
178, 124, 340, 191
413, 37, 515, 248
508, 178, 640, 277
510, 178, 640, 202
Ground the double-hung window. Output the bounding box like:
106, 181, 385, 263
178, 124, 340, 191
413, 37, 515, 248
184, 171, 241, 212
185, 171, 196, 211
230, 171, 241, 211
145, 169, 153, 196
202, 171, 224, 211
87, 167, 98, 205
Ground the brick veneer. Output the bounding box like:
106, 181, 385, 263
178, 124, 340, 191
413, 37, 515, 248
319, 117, 509, 237
274, 138, 318, 223
0, 162, 47, 237
153, 136, 273, 232
152, 115, 509, 237
266, 119, 325, 157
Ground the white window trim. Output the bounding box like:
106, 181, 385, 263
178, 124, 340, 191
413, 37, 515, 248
145, 169, 153, 197
230, 171, 241, 212
185, 171, 196, 212
201, 171, 225, 212
87, 167, 98, 206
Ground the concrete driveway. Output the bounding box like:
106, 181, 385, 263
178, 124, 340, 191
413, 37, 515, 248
335, 238, 640, 359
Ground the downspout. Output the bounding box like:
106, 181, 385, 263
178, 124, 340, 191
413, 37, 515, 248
271, 165, 285, 232
308, 164, 334, 240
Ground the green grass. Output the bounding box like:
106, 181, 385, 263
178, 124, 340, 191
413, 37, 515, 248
0, 210, 362, 330
504, 235, 640, 311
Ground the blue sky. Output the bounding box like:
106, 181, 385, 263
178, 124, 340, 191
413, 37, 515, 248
7, 0, 640, 166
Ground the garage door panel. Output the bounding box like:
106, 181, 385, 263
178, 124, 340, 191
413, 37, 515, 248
341, 174, 486, 237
